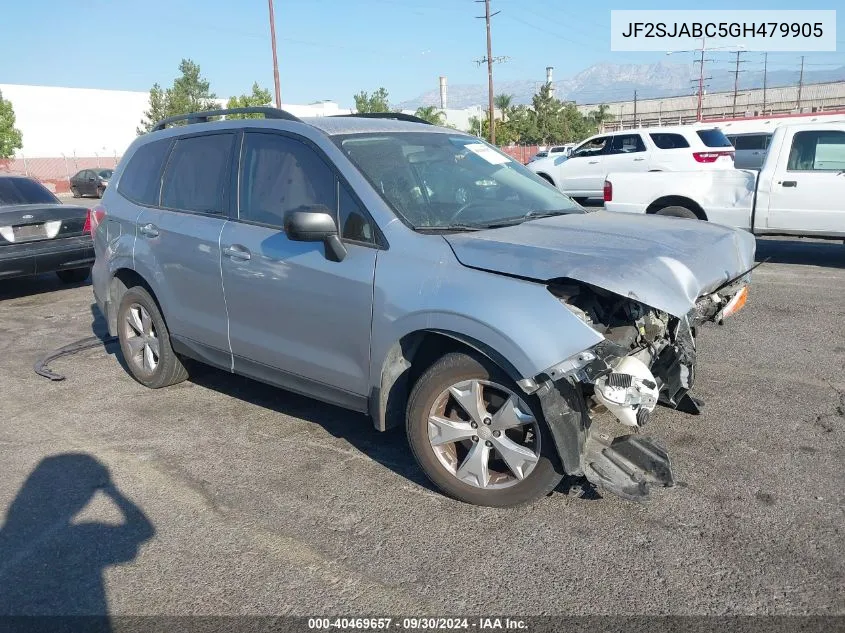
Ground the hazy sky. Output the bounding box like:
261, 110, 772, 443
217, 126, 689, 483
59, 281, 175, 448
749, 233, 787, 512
2, 0, 843, 106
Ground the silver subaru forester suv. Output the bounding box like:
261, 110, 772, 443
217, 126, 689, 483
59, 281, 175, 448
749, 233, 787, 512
91, 108, 755, 507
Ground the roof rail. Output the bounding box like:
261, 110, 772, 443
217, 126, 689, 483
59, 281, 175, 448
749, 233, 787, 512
335, 112, 433, 125
151, 107, 302, 131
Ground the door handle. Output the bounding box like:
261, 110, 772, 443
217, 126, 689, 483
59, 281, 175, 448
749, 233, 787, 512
223, 245, 251, 261
780, 181, 797, 188
633, 158, 645, 162
139, 223, 159, 238
588, 160, 599, 164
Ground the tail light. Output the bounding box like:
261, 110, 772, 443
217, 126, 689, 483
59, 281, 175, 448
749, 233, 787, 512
603, 180, 612, 202
693, 151, 735, 163
85, 205, 106, 235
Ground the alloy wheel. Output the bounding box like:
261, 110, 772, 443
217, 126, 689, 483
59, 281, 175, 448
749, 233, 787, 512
427, 379, 541, 489
123, 303, 160, 374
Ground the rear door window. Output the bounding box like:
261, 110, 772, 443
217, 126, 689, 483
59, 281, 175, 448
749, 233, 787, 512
649, 133, 690, 149
161, 134, 235, 214
609, 134, 646, 154
696, 129, 733, 148
118, 139, 173, 206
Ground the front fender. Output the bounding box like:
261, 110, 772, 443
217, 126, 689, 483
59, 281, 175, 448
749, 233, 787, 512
368, 238, 604, 430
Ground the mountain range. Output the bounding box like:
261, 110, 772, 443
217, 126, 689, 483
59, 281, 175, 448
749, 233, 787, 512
397, 62, 845, 109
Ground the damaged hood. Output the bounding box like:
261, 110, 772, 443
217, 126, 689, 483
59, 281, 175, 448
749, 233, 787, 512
444, 211, 756, 317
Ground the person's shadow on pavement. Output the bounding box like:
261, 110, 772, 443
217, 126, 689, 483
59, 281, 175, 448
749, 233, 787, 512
0, 453, 155, 631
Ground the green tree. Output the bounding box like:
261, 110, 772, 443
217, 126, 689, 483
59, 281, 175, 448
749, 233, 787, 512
414, 106, 445, 125
0, 90, 23, 159
137, 59, 218, 134
137, 83, 168, 134
353, 87, 391, 113
226, 83, 273, 119
167, 59, 218, 117
494, 93, 513, 122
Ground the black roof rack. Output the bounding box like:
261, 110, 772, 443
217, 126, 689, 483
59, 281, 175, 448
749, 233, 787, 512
334, 112, 433, 125
151, 106, 302, 132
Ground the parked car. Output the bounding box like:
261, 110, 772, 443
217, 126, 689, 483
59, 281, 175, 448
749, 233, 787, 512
91, 107, 755, 507
725, 132, 771, 170
604, 121, 845, 240
0, 176, 94, 283
528, 126, 735, 200
528, 144, 574, 163
70, 168, 113, 198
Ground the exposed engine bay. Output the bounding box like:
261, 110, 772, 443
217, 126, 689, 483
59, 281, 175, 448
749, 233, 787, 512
531, 277, 750, 501
546, 277, 748, 428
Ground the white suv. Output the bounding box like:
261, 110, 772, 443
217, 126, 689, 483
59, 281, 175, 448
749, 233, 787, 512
528, 126, 735, 200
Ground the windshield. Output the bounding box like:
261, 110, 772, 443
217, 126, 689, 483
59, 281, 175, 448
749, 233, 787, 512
0, 177, 59, 206
97, 169, 114, 179
335, 132, 582, 229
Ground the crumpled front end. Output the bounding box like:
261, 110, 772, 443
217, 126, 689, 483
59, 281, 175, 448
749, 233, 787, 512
528, 275, 752, 501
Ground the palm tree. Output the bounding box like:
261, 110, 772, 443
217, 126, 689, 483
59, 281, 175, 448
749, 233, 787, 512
589, 104, 613, 131
414, 105, 445, 125
494, 93, 513, 122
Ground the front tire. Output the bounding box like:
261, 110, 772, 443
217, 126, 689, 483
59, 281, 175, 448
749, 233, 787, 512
71, 186, 80, 198
56, 267, 90, 283
117, 286, 188, 389
654, 205, 699, 219
406, 352, 563, 507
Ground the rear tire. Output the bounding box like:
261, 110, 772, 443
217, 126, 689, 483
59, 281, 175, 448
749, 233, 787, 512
96, 186, 105, 198
406, 352, 563, 507
117, 286, 188, 389
654, 205, 699, 219
56, 267, 90, 283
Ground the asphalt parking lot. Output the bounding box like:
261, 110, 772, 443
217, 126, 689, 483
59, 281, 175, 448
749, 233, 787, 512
0, 235, 843, 617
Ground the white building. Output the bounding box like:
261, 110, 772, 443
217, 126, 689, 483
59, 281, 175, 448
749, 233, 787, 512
0, 84, 352, 159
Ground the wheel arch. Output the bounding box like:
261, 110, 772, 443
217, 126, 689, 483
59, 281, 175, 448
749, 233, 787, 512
646, 196, 708, 220
369, 329, 525, 432
107, 267, 165, 337
535, 172, 556, 187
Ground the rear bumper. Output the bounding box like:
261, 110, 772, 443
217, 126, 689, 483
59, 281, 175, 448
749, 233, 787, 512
0, 235, 94, 279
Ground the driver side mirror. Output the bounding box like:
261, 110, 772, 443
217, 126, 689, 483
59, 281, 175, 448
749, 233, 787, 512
284, 206, 347, 262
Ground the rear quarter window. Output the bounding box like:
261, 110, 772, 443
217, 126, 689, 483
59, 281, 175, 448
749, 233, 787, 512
649, 133, 690, 149
118, 139, 173, 206
696, 129, 733, 148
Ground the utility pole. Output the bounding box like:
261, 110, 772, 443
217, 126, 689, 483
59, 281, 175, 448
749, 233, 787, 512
762, 52, 768, 114
797, 56, 805, 111
633, 90, 638, 126
696, 38, 705, 121
476, 0, 500, 144
268, 0, 282, 108
731, 51, 747, 118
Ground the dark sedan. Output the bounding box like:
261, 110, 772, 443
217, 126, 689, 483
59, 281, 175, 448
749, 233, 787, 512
0, 176, 94, 283
70, 168, 113, 198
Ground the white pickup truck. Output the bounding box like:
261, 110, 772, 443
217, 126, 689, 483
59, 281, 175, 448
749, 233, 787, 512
603, 121, 845, 239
